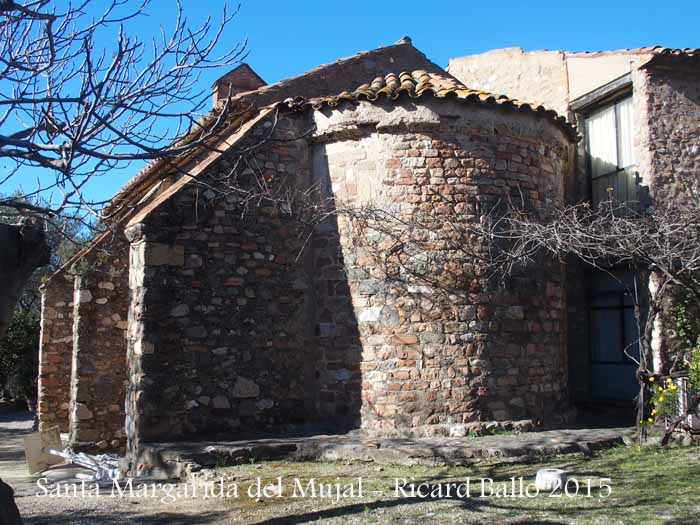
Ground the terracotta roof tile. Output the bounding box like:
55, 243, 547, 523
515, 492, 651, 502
309, 70, 576, 137
567, 46, 700, 58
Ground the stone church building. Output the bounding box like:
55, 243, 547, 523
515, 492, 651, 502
36, 38, 699, 457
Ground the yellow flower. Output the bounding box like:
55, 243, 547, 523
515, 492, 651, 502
666, 377, 673, 383
651, 409, 657, 415
649, 377, 655, 382
658, 387, 663, 392
659, 396, 665, 402
647, 417, 654, 423
670, 385, 677, 391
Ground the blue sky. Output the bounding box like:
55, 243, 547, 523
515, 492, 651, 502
4, 0, 698, 207
226, 0, 698, 85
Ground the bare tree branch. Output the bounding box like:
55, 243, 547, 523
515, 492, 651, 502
0, 0, 246, 220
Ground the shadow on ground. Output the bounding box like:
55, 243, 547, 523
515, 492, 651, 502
0, 411, 34, 483
22, 510, 228, 525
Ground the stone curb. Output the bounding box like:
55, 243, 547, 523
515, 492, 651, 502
138, 427, 634, 479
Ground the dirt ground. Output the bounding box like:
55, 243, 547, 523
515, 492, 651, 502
2, 412, 236, 524
3, 411, 699, 524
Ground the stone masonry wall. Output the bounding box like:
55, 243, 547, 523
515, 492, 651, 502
125, 113, 315, 457
125, 96, 576, 455
636, 61, 700, 368
312, 98, 575, 436
68, 238, 129, 451
636, 63, 700, 200
38, 273, 74, 432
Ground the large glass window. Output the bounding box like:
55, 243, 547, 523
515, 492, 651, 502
585, 97, 637, 206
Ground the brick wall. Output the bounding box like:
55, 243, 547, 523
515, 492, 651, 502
636, 61, 700, 367
37, 274, 74, 432
68, 238, 129, 451
312, 99, 575, 435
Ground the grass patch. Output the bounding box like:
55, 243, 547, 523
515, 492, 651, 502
213, 445, 700, 524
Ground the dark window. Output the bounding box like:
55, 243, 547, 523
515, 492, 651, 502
589, 271, 640, 365
588, 270, 642, 401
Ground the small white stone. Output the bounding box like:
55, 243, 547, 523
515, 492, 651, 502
358, 307, 382, 323
535, 469, 567, 491
76, 290, 93, 303
449, 425, 468, 437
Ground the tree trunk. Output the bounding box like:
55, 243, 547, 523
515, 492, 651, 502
0, 479, 22, 525
0, 221, 50, 338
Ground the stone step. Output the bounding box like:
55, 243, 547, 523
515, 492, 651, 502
137, 427, 635, 479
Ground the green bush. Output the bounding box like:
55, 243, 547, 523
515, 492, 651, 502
0, 310, 40, 400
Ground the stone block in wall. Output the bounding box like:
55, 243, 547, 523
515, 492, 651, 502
143, 243, 185, 266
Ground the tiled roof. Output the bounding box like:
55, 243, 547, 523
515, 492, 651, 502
567, 46, 700, 58
98, 45, 700, 223
108, 70, 575, 221
104, 39, 445, 221
647, 46, 700, 57
309, 70, 575, 137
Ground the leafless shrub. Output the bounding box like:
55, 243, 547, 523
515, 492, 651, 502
497, 196, 700, 443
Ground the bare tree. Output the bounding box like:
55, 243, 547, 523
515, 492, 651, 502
0, 0, 246, 337
0, 0, 245, 218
